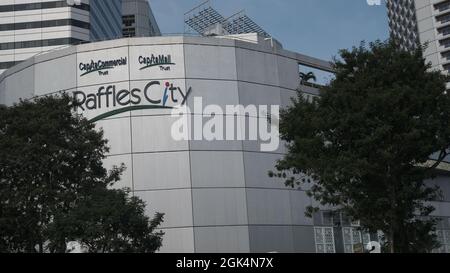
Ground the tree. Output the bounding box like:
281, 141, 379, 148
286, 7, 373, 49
299, 71, 317, 84
47, 187, 164, 253
0, 94, 164, 253
272, 40, 450, 253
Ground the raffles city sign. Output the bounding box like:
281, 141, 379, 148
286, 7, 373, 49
73, 51, 279, 152
73, 81, 192, 122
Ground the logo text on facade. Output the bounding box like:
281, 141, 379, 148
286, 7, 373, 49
79, 57, 127, 77
139, 54, 175, 71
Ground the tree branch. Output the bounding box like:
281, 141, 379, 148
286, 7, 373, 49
427, 149, 449, 170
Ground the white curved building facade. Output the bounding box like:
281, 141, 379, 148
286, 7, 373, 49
0, 35, 332, 253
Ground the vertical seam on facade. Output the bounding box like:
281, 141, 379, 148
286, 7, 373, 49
277, 50, 296, 251
127, 42, 135, 195
184, 40, 197, 252
234, 42, 252, 253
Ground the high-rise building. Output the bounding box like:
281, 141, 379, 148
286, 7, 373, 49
0, 0, 123, 74
90, 0, 123, 41
386, 0, 419, 51
122, 0, 160, 37
386, 0, 450, 74
386, 0, 450, 253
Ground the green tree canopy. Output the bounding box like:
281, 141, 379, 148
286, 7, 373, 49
0, 94, 164, 253
273, 40, 450, 253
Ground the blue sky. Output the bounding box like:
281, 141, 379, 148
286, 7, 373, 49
149, 0, 389, 61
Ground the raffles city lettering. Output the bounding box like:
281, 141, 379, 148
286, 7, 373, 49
73, 81, 192, 111
79, 57, 127, 76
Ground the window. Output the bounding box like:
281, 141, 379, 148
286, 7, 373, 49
0, 61, 19, 70
123, 27, 136, 37
0, 38, 85, 51
313, 210, 383, 253
434, 230, 450, 253
443, 63, 450, 72
438, 25, 450, 36
435, 1, 450, 13
0, 1, 89, 13
440, 37, 450, 48
314, 227, 336, 253
436, 12, 450, 24
442, 50, 450, 61
122, 15, 136, 27
342, 227, 371, 253
432, 217, 450, 253
0, 19, 89, 32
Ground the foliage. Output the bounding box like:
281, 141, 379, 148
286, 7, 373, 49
0, 94, 164, 253
271, 40, 450, 252
299, 71, 317, 84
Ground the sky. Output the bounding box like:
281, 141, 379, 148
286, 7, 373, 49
149, 0, 389, 61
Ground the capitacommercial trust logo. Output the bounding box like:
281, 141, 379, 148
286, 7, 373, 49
79, 57, 128, 77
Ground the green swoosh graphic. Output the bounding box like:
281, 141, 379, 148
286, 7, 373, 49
140, 63, 176, 70
89, 105, 175, 123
